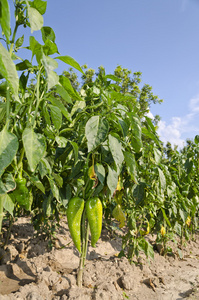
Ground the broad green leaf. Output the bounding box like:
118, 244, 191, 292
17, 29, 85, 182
16, 59, 32, 71
108, 134, 124, 174
0, 179, 7, 194
95, 163, 105, 184
124, 151, 138, 183
128, 113, 142, 152
47, 96, 71, 122
48, 176, 59, 201
107, 166, 118, 197
55, 55, 84, 74
112, 204, 126, 228
194, 135, 199, 144
49, 104, 62, 130
59, 75, 82, 101
85, 116, 109, 152
142, 127, 160, 146
43, 39, 59, 56
138, 238, 154, 260
105, 74, 121, 82
22, 127, 46, 172
55, 84, 72, 104
69, 141, 78, 165
0, 43, 19, 99
55, 136, 68, 147
0, 127, 18, 177
158, 168, 166, 191
41, 26, 55, 42
117, 117, 129, 137
52, 172, 63, 188
3, 193, 14, 216
0, 0, 10, 43
30, 175, 45, 193
42, 54, 59, 89
154, 147, 162, 164
133, 182, 146, 205
27, 6, 43, 33
15, 35, 24, 49
28, 36, 42, 61
47, 70, 59, 90
39, 158, 52, 178
29, 0, 47, 15
70, 99, 86, 116
2, 173, 15, 192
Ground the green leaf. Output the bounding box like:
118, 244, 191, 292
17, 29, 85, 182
22, 127, 46, 172
49, 104, 62, 130
15, 35, 24, 49
42, 54, 59, 90
27, 6, 43, 33
2, 173, 15, 192
39, 158, 52, 178
43, 39, 59, 56
108, 134, 124, 174
0, 127, 18, 177
128, 113, 142, 152
69, 141, 78, 165
194, 135, 199, 144
16, 59, 32, 71
105, 74, 121, 82
52, 172, 63, 188
55, 55, 84, 74
85, 116, 109, 152
154, 147, 162, 164
107, 166, 118, 197
41, 26, 55, 42
95, 163, 105, 184
30, 175, 45, 193
59, 75, 82, 101
133, 182, 146, 205
0, 43, 19, 100
29, 0, 47, 15
47, 96, 72, 122
55, 84, 72, 104
48, 176, 60, 201
124, 151, 138, 183
3, 193, 14, 216
0, 0, 10, 43
28, 36, 42, 62
158, 168, 166, 191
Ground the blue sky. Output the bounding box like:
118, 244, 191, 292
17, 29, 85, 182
13, 0, 199, 147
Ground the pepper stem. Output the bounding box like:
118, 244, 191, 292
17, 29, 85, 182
77, 210, 89, 287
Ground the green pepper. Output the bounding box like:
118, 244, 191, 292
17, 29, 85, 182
10, 175, 30, 211
66, 197, 84, 253
85, 197, 103, 247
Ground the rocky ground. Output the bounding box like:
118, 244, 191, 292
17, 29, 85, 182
0, 217, 199, 300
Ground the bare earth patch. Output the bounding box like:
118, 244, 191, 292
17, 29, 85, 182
0, 217, 199, 300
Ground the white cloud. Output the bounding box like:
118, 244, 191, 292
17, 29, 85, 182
152, 94, 199, 148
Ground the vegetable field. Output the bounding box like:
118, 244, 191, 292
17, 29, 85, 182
0, 1, 199, 299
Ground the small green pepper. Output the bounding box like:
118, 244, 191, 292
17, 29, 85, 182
66, 197, 84, 253
10, 175, 30, 211
85, 197, 102, 247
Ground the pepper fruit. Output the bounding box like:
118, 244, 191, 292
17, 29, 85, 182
85, 197, 102, 247
66, 197, 84, 253
10, 175, 31, 211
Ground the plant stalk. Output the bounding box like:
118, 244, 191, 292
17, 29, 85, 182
77, 210, 89, 287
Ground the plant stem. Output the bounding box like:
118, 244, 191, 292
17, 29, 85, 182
77, 211, 89, 287
0, 195, 4, 235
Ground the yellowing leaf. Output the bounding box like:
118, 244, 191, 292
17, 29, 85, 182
112, 204, 126, 228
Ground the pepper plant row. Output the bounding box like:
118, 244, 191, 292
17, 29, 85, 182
0, 0, 198, 287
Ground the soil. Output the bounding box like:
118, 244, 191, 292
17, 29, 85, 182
0, 217, 199, 300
